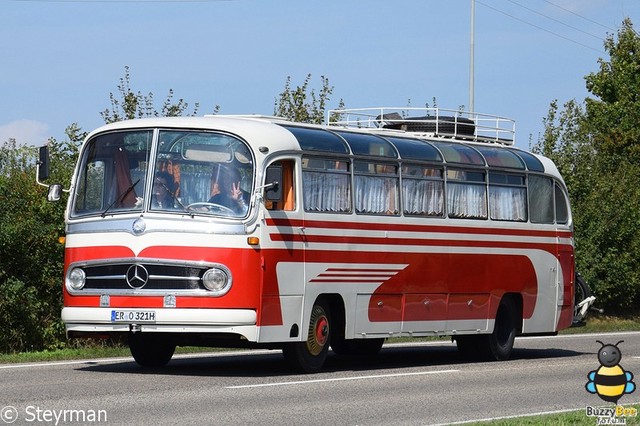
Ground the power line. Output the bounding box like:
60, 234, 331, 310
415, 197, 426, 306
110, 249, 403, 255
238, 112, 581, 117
475, 0, 604, 54
543, 0, 616, 32
11, 0, 235, 3
506, 0, 604, 41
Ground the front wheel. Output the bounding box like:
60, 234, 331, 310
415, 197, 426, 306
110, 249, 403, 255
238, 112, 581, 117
129, 333, 176, 368
282, 299, 331, 373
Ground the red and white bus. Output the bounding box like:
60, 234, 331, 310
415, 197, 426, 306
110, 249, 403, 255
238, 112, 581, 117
44, 107, 574, 372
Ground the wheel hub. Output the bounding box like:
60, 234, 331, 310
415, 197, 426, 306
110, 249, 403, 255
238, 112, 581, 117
306, 305, 329, 356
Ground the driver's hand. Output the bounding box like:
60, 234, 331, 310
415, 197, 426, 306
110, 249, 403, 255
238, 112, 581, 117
231, 182, 242, 200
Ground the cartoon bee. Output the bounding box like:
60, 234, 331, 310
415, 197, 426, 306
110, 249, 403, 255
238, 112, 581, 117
586, 340, 635, 403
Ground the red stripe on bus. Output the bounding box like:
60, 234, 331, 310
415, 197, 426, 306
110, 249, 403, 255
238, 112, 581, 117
270, 232, 570, 254
265, 217, 572, 239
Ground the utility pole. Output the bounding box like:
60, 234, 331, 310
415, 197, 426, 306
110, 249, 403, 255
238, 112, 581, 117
469, 0, 475, 113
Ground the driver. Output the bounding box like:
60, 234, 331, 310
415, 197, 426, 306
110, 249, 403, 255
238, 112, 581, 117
151, 171, 177, 209
208, 165, 249, 215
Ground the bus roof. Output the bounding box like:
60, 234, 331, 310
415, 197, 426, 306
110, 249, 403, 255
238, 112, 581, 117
84, 111, 558, 178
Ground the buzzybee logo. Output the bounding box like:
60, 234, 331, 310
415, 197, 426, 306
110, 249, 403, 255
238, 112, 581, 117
586, 340, 635, 403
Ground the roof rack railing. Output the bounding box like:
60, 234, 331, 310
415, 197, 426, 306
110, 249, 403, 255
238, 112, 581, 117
326, 107, 516, 146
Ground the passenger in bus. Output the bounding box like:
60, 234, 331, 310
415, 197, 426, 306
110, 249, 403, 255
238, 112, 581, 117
208, 165, 249, 215
151, 171, 177, 209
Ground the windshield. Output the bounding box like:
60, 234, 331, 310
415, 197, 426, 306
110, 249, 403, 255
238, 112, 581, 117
71, 129, 254, 218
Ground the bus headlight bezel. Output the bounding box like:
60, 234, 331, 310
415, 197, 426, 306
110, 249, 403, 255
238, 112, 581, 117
202, 266, 232, 296
67, 267, 86, 291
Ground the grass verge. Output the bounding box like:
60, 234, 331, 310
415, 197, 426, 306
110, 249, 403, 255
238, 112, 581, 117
561, 315, 640, 334
0, 343, 223, 364
466, 404, 640, 425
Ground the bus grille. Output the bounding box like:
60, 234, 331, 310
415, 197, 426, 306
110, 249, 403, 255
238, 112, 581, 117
77, 261, 210, 293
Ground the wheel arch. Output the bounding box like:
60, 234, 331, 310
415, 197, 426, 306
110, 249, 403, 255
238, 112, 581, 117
318, 293, 346, 333
498, 292, 523, 335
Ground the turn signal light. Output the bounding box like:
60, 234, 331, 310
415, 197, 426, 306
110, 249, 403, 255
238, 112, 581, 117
247, 237, 260, 246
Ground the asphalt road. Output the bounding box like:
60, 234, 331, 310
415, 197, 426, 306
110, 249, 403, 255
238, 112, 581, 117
2, 331, 640, 426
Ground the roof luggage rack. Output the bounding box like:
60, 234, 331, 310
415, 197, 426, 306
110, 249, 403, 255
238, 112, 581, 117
327, 107, 516, 146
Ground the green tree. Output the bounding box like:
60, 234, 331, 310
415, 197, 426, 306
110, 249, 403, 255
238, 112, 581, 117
274, 74, 344, 124
0, 138, 63, 351
535, 18, 640, 313
0, 67, 210, 353
100, 66, 215, 123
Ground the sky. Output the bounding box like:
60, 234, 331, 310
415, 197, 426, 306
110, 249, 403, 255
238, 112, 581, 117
2, 0, 640, 150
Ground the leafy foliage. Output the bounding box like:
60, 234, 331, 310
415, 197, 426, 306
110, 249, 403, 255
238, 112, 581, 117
535, 18, 640, 313
100, 66, 213, 123
0, 138, 69, 352
274, 74, 344, 124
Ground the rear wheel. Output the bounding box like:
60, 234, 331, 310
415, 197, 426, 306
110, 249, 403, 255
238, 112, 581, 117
282, 299, 331, 373
129, 333, 176, 368
477, 299, 519, 361
455, 299, 520, 361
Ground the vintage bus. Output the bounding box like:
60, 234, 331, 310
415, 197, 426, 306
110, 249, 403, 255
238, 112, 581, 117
40, 107, 574, 373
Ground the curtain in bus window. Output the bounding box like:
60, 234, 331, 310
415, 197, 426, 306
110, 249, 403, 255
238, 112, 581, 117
447, 183, 487, 219
354, 175, 399, 214
113, 147, 137, 207
529, 175, 554, 223
302, 171, 350, 212
402, 179, 444, 216
179, 171, 214, 205
489, 186, 527, 221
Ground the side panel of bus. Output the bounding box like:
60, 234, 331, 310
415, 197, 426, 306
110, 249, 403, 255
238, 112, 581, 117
257, 158, 572, 344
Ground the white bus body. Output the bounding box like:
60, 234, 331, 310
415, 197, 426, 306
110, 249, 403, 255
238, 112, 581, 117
59, 108, 574, 372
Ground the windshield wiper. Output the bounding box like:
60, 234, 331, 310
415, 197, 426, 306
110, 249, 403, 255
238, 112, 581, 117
101, 179, 140, 218
156, 180, 194, 218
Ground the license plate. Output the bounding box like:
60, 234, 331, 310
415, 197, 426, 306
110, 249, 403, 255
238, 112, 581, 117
111, 310, 156, 323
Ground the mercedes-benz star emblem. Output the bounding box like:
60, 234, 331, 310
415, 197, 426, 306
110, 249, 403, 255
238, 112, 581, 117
126, 264, 149, 289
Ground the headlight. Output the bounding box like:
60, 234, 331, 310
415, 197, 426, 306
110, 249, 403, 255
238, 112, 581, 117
68, 268, 86, 291
202, 267, 231, 296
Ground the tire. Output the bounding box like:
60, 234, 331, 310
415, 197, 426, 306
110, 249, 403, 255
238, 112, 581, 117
282, 299, 331, 373
476, 299, 519, 361
331, 338, 385, 356
129, 333, 176, 368
573, 272, 592, 325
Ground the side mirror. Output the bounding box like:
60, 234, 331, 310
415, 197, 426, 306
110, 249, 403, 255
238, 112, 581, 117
264, 165, 282, 202
36, 145, 66, 202
47, 184, 62, 202
37, 145, 50, 182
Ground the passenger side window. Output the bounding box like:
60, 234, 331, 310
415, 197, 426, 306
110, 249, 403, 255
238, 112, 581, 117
265, 160, 295, 211
354, 161, 399, 215
302, 157, 351, 213
402, 164, 444, 217
446, 169, 487, 219
529, 175, 554, 224
489, 173, 527, 222
555, 183, 569, 224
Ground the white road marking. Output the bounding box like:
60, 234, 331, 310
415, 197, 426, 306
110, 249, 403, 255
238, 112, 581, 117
226, 369, 459, 389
